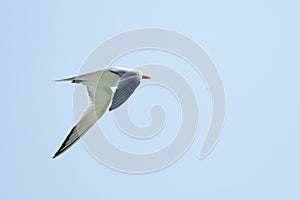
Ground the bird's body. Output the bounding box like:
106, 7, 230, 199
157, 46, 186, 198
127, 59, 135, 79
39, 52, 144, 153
53, 67, 151, 158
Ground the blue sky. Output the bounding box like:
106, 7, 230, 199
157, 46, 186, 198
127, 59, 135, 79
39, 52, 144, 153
1, 0, 300, 199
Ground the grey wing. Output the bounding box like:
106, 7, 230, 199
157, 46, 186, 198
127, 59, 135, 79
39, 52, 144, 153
53, 87, 113, 158
109, 74, 141, 111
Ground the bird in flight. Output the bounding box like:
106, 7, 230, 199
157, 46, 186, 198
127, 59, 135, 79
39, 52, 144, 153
53, 67, 151, 158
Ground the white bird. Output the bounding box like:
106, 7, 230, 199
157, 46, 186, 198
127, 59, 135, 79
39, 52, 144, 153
53, 67, 151, 158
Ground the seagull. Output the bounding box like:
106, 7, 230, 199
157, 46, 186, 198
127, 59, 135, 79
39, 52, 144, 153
52, 67, 151, 159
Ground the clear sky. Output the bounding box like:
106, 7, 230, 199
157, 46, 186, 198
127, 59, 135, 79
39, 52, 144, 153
1, 0, 300, 199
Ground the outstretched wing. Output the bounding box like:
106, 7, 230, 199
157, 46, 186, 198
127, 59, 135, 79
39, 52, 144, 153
109, 72, 141, 111
53, 87, 113, 158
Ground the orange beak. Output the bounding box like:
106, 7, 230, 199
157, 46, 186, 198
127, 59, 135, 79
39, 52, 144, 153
142, 75, 151, 79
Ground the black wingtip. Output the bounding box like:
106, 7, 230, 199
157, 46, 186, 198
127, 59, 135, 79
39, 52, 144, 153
52, 151, 60, 159
52, 143, 65, 159
52, 126, 78, 159
109, 107, 112, 112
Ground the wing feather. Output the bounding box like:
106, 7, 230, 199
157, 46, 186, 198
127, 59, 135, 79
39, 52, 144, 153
109, 72, 141, 111
53, 87, 113, 158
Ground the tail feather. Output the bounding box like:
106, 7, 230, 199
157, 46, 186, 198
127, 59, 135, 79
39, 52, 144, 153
53, 77, 83, 83
53, 70, 110, 85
